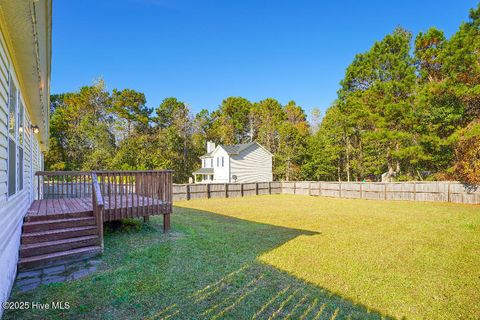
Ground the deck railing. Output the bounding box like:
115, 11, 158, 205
91, 173, 104, 249
35, 170, 173, 228
95, 171, 173, 228
36, 171, 94, 199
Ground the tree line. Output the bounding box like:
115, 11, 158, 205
46, 4, 480, 184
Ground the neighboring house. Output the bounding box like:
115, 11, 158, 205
193, 141, 273, 183
0, 0, 51, 311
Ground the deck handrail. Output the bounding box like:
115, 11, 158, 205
34, 170, 173, 232
91, 173, 104, 250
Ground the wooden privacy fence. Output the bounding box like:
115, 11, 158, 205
173, 182, 282, 200
282, 181, 480, 204
173, 181, 480, 205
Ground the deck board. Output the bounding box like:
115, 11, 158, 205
27, 195, 167, 221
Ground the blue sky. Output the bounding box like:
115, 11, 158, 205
52, 0, 477, 117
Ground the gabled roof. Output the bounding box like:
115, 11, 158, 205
222, 142, 256, 154
200, 142, 272, 158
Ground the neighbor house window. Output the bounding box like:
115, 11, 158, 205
210, 159, 213, 167
221, 157, 224, 167
7, 72, 24, 197
216, 157, 219, 167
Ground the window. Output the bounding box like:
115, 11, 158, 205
216, 157, 219, 167
210, 159, 213, 167
18, 101, 24, 191
221, 157, 224, 167
7, 72, 24, 197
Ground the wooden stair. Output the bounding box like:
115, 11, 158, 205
18, 212, 102, 271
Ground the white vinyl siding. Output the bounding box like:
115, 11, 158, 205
230, 144, 273, 183
208, 148, 230, 183
0, 29, 43, 311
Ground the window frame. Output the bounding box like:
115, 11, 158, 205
6, 68, 25, 199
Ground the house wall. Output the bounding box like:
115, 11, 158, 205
212, 148, 230, 183
0, 29, 43, 311
230, 144, 273, 183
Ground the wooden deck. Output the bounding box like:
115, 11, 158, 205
26, 195, 170, 222
18, 170, 173, 271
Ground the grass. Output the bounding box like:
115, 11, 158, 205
5, 195, 480, 319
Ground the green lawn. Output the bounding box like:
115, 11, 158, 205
5, 195, 480, 319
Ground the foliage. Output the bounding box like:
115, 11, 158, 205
46, 5, 480, 183
453, 121, 480, 184
306, 4, 480, 182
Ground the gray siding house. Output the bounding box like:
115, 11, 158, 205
193, 142, 273, 183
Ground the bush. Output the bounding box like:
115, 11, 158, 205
104, 218, 143, 233
453, 121, 480, 184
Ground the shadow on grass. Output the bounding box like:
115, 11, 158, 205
5, 206, 395, 320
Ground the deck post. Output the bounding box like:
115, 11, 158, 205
164, 213, 170, 232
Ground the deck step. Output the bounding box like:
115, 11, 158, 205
24, 211, 93, 223
20, 235, 100, 258
18, 246, 102, 271
23, 217, 96, 232
21, 226, 98, 244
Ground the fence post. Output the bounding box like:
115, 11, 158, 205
339, 182, 342, 198
384, 183, 388, 200
447, 183, 451, 203
225, 183, 228, 198
268, 182, 272, 195
207, 183, 210, 199
413, 182, 417, 201
186, 184, 191, 200
255, 183, 259, 196
293, 182, 296, 195
319, 182, 322, 197
360, 182, 363, 199
241, 183, 244, 197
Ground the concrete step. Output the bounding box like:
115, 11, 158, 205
18, 246, 102, 271
23, 217, 96, 233
20, 235, 100, 258
21, 226, 98, 244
